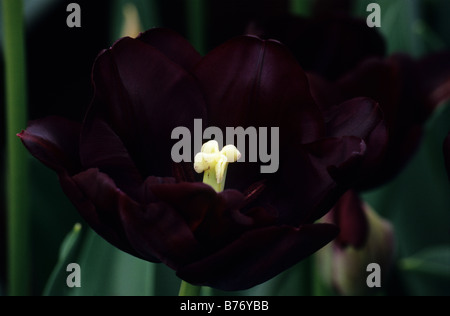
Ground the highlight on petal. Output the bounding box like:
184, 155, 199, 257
18, 116, 81, 174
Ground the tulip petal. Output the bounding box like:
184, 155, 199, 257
300, 136, 367, 223
80, 116, 144, 199
18, 116, 81, 174
148, 181, 263, 251
177, 223, 338, 291
137, 28, 202, 71
324, 97, 388, 176
89, 35, 207, 178
248, 14, 386, 80
59, 168, 147, 260
142, 179, 218, 231
325, 97, 383, 140
336, 56, 422, 188
118, 185, 203, 270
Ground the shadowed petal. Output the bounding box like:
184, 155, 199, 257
300, 136, 366, 222
336, 56, 423, 188
177, 223, 338, 291
137, 28, 202, 71
118, 187, 202, 270
143, 179, 219, 231
18, 116, 81, 174
194, 35, 324, 143
80, 116, 143, 198
58, 168, 147, 260
149, 182, 265, 251
90, 36, 207, 178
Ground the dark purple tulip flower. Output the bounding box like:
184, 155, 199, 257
19, 28, 385, 290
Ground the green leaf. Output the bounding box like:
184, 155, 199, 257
399, 246, 450, 278
30, 159, 83, 294
43, 223, 84, 296
43, 227, 184, 296
353, 0, 426, 56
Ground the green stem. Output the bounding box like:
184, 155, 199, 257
186, 0, 206, 55
178, 280, 202, 296
300, 257, 312, 296
2, 0, 30, 296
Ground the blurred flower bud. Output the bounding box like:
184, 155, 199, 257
120, 3, 143, 38
317, 190, 395, 296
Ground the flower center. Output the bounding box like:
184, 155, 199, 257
194, 140, 241, 192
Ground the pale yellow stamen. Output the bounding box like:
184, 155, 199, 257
193, 140, 241, 192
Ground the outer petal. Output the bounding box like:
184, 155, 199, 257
300, 136, 367, 222
136, 28, 202, 72
18, 116, 81, 174
176, 223, 339, 291
58, 168, 147, 260
324, 97, 388, 175
88, 35, 207, 178
415, 51, 450, 111
118, 185, 203, 270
